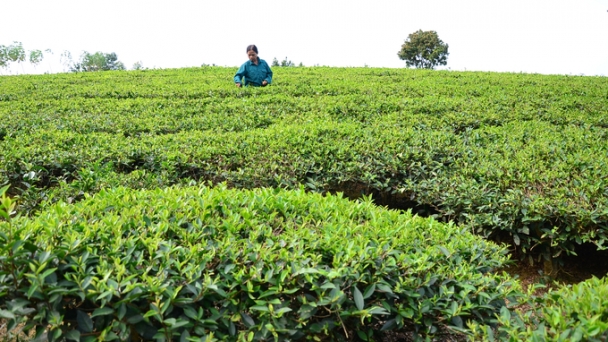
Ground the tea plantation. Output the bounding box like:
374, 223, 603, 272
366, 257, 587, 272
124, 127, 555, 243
1, 67, 607, 340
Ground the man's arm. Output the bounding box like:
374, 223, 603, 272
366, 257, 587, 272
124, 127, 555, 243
234, 63, 246, 86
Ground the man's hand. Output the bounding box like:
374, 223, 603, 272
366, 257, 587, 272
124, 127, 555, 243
262, 80, 268, 86
236, 83, 242, 88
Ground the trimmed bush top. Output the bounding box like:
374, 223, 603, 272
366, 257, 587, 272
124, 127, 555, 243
0, 185, 517, 340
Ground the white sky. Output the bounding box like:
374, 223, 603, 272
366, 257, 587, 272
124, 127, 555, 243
2, 0, 608, 75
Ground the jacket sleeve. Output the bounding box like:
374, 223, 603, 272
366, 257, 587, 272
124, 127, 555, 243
264, 62, 273, 84
234, 63, 246, 84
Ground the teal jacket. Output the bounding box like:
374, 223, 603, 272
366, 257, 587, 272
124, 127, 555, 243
234, 58, 273, 86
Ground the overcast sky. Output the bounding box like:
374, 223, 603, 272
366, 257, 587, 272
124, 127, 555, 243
2, 0, 607, 75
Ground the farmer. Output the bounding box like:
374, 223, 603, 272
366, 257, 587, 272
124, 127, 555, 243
234, 45, 273, 88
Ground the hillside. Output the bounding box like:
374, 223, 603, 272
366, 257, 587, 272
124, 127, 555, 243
1, 67, 607, 340
2, 67, 607, 261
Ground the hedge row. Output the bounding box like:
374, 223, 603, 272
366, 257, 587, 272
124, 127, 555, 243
470, 276, 608, 341
2, 68, 607, 137
0, 185, 518, 341
2, 118, 607, 262
1, 67, 607, 262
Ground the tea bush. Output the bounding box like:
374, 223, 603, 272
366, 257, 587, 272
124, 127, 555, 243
0, 185, 518, 341
469, 276, 608, 342
1, 67, 607, 262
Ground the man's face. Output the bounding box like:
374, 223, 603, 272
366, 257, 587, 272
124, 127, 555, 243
247, 50, 258, 63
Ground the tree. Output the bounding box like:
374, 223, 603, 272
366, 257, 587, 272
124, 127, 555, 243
43, 49, 54, 73
132, 61, 144, 70
70, 51, 126, 72
7, 41, 26, 66
29, 49, 44, 69
280, 57, 294, 67
397, 30, 449, 69
271, 56, 298, 67
0, 45, 8, 69
0, 42, 50, 74
60, 50, 73, 72
0, 41, 26, 73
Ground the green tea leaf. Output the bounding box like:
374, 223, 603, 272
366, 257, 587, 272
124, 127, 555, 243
76, 310, 94, 333
353, 286, 364, 311
91, 307, 114, 317
241, 312, 255, 327
65, 329, 80, 341
0, 309, 15, 319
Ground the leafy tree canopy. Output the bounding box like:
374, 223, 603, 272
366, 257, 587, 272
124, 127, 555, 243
272, 57, 302, 67
132, 61, 144, 70
71, 51, 126, 72
29, 49, 44, 66
0, 41, 26, 69
397, 30, 449, 69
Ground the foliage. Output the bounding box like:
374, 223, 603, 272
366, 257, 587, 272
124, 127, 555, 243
0, 45, 9, 69
0, 41, 26, 72
5, 42, 26, 65
0, 67, 607, 266
0, 47, 5, 68
271, 57, 298, 67
70, 51, 126, 72
469, 276, 608, 341
1, 61, 607, 341
28, 49, 44, 68
132, 61, 144, 70
0, 42, 49, 75
60, 50, 73, 72
0, 185, 517, 340
398, 30, 449, 69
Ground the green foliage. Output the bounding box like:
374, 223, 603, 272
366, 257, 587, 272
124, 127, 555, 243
398, 30, 449, 69
0, 185, 516, 340
1, 60, 607, 341
0, 185, 15, 222
0, 67, 607, 265
70, 51, 126, 72
0, 45, 8, 68
28, 49, 44, 67
60, 50, 73, 72
0, 41, 26, 71
469, 276, 608, 341
6, 42, 26, 65
132, 61, 144, 71
0, 42, 48, 74
271, 57, 298, 67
